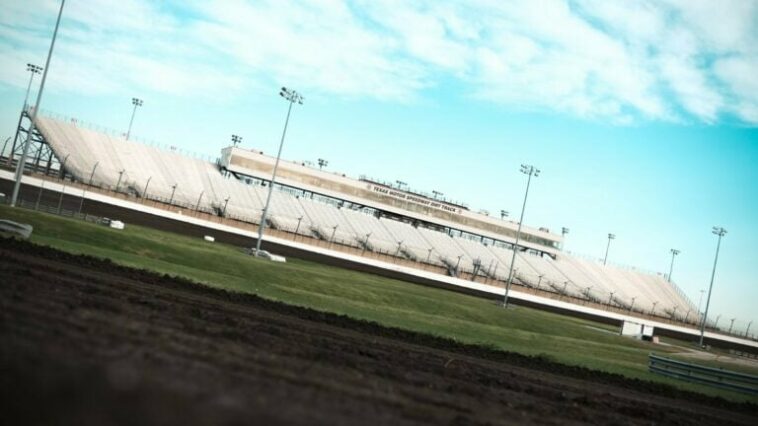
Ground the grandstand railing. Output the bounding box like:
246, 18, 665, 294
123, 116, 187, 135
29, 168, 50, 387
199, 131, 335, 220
37, 109, 216, 163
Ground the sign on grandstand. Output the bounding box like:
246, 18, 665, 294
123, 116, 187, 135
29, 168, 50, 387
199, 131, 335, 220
366, 184, 462, 215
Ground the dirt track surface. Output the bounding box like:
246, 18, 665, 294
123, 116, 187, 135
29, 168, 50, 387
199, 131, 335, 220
1, 238, 756, 425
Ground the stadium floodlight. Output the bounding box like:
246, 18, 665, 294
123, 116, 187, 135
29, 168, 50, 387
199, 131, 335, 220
126, 97, 143, 141
603, 233, 615, 266
11, 64, 44, 168
231, 134, 242, 147
195, 190, 204, 211
142, 176, 153, 201
22, 63, 43, 109
697, 289, 705, 314
650, 301, 658, 315
295, 216, 304, 236
255, 86, 303, 255
222, 196, 230, 217
10, 0, 65, 208
56, 177, 67, 213
142, 176, 152, 201
746, 321, 753, 338
537, 274, 544, 289
426, 247, 434, 263
58, 153, 70, 181
395, 180, 407, 190
728, 318, 736, 334
330, 225, 338, 242
699, 226, 727, 347
629, 296, 636, 312
168, 183, 178, 205
455, 254, 463, 271
562, 281, 569, 295
668, 249, 681, 282
500, 210, 509, 219
608, 291, 615, 307
87, 161, 99, 186
684, 308, 691, 323
318, 158, 328, 170
561, 227, 570, 250
78, 161, 98, 215
671, 306, 678, 320
115, 169, 126, 193
35, 179, 45, 210
502, 164, 540, 308
714, 314, 722, 328
432, 190, 443, 200
395, 240, 403, 256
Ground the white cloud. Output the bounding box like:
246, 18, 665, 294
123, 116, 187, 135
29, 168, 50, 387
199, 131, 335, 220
0, 0, 245, 98
659, 55, 723, 123
0, 0, 756, 124
189, 0, 428, 101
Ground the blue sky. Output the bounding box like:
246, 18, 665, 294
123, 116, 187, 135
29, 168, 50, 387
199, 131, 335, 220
1, 0, 757, 332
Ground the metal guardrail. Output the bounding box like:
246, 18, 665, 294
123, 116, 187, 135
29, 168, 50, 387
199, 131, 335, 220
649, 353, 758, 395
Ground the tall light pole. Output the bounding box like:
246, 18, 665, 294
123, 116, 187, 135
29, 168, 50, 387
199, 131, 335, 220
195, 190, 204, 211
500, 210, 509, 219
22, 64, 43, 109
9, 63, 43, 165
168, 183, 178, 205
561, 227, 569, 249
115, 169, 125, 193
231, 134, 242, 147
603, 233, 615, 266
699, 226, 727, 347
10, 0, 65, 208
503, 164, 539, 308
668, 248, 680, 282
255, 87, 303, 255
142, 176, 152, 201
697, 289, 705, 315
222, 196, 230, 217
318, 158, 328, 170
125, 97, 143, 140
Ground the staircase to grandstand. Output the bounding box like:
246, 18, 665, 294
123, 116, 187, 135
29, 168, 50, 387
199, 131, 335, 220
3, 110, 699, 326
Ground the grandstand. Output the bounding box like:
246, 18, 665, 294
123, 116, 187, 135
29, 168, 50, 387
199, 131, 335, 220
2, 109, 698, 325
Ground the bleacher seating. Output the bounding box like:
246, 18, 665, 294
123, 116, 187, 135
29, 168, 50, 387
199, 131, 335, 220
339, 208, 398, 253
379, 219, 440, 264
298, 197, 359, 246
453, 236, 501, 275
29, 113, 696, 317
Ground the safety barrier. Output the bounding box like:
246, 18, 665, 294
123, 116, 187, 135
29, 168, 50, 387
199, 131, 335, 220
648, 353, 758, 395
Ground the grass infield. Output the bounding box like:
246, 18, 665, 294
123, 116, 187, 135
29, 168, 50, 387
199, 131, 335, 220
1, 204, 756, 402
